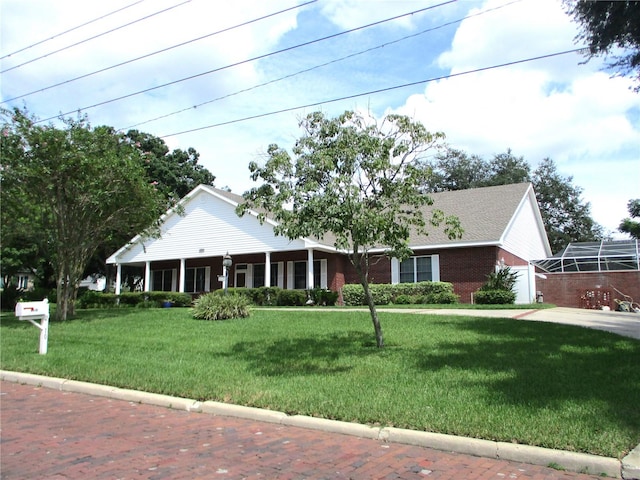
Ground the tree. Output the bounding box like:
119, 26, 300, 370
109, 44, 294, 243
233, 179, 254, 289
237, 111, 462, 348
1, 108, 165, 320
125, 130, 215, 201
564, 0, 640, 90
421, 148, 489, 192
532, 158, 603, 253
619, 199, 640, 238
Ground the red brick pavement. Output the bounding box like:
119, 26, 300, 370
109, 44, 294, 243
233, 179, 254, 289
0, 381, 604, 480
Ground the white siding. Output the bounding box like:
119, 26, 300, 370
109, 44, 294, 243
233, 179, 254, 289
115, 189, 307, 263
501, 192, 550, 261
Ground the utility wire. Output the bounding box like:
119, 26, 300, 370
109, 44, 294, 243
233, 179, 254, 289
32, 0, 456, 124
0, 0, 145, 60
159, 48, 586, 138
0, 0, 192, 74
2, 0, 317, 104
124, 0, 523, 131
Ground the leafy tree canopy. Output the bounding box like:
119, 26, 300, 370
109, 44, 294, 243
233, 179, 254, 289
238, 111, 462, 347
619, 199, 640, 238
564, 0, 640, 90
1, 108, 166, 319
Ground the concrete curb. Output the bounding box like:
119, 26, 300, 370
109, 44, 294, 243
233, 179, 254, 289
2, 370, 633, 479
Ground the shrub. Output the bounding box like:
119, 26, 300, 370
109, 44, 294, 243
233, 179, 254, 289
423, 291, 459, 304
277, 289, 307, 306
394, 294, 412, 305
480, 266, 519, 292
192, 293, 251, 320
474, 290, 516, 305
309, 288, 339, 306
341, 282, 457, 306
77, 290, 117, 308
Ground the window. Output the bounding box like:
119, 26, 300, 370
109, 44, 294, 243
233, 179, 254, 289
294, 261, 307, 289
17, 275, 29, 290
398, 256, 437, 283
253, 263, 279, 288
185, 267, 208, 293
152, 269, 173, 291
288, 259, 327, 289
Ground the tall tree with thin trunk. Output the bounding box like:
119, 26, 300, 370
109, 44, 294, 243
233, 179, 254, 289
237, 111, 462, 348
1, 108, 165, 320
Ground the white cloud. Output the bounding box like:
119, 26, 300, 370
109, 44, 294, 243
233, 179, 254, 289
387, 0, 639, 235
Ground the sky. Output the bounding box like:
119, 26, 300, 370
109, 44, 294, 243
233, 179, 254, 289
1, 0, 638, 240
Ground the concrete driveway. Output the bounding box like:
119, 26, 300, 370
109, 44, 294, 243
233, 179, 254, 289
409, 307, 640, 340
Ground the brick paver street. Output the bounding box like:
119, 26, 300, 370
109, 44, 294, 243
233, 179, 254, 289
1, 381, 605, 479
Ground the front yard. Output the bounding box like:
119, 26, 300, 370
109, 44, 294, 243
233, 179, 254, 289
1, 307, 638, 459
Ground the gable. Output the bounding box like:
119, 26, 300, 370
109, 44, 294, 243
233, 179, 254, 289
108, 187, 310, 264
501, 187, 552, 260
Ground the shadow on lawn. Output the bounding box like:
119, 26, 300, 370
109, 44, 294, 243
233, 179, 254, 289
415, 316, 640, 435
225, 330, 379, 377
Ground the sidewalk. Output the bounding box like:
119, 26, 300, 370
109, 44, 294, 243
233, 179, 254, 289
1, 373, 627, 480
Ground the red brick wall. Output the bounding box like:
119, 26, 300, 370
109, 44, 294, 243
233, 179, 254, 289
536, 271, 640, 308
337, 246, 527, 303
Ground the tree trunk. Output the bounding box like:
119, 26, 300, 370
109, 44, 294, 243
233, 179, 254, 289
351, 250, 384, 348
361, 278, 384, 348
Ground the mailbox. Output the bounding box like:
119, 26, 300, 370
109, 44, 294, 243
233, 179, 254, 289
15, 299, 49, 319
15, 299, 50, 355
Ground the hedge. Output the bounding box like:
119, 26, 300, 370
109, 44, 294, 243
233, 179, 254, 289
77, 291, 192, 309
474, 289, 516, 305
341, 282, 458, 306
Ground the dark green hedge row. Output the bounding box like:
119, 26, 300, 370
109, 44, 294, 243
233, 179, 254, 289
220, 287, 339, 306
77, 287, 340, 309
341, 282, 459, 306
77, 290, 192, 309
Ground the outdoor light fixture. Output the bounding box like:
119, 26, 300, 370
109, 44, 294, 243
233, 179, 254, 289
222, 252, 232, 295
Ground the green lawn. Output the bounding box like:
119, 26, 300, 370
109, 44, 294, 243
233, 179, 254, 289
1, 307, 638, 459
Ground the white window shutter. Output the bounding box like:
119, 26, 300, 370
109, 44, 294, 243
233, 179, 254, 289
287, 261, 294, 289
204, 267, 211, 292
391, 258, 400, 284
321, 259, 328, 288
431, 255, 440, 282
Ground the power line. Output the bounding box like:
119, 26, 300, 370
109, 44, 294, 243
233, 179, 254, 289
2, 0, 317, 104
124, 0, 523, 131
0, 0, 192, 74
0, 0, 146, 60
32, 0, 456, 124
159, 48, 585, 138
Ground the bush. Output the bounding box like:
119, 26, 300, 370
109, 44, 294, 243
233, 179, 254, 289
474, 290, 516, 305
76, 291, 192, 309
277, 289, 307, 306
192, 293, 251, 320
309, 288, 339, 306
423, 291, 459, 304
394, 294, 413, 305
77, 290, 117, 308
341, 282, 457, 306
480, 266, 519, 292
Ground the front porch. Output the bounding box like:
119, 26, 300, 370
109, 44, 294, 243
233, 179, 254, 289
113, 249, 336, 295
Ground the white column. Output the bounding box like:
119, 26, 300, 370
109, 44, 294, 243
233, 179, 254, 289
307, 248, 314, 289
144, 261, 151, 292
265, 252, 271, 288
179, 258, 186, 293
115, 264, 122, 295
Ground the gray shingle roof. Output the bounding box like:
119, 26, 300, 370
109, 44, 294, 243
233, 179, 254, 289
210, 182, 532, 250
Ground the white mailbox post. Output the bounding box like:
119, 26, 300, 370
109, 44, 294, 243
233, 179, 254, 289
15, 299, 50, 355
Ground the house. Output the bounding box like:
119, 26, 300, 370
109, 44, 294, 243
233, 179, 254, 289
106, 182, 552, 304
